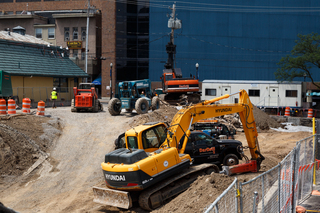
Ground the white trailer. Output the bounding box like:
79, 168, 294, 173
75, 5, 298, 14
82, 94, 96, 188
201, 80, 302, 108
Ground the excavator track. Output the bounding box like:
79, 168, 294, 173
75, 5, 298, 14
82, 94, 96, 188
138, 163, 219, 211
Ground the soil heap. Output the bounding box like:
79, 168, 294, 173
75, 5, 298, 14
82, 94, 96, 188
0, 114, 61, 177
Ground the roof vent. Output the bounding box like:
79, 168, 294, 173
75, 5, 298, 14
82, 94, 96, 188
12, 26, 26, 36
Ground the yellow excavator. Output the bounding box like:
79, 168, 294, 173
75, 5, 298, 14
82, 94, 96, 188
93, 89, 264, 210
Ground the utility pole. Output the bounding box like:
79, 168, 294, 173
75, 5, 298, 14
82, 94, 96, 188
164, 3, 181, 70
85, 0, 90, 83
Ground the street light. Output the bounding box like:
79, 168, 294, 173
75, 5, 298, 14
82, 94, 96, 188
110, 63, 113, 99
303, 72, 307, 82
195, 63, 199, 80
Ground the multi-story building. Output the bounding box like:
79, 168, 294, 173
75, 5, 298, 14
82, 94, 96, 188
1, 0, 320, 101
0, 0, 113, 98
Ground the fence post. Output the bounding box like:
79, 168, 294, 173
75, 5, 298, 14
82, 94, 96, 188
239, 183, 243, 213
214, 205, 219, 213
289, 148, 295, 213
292, 148, 297, 213
262, 175, 265, 213
235, 181, 239, 212
278, 163, 281, 212
252, 191, 259, 213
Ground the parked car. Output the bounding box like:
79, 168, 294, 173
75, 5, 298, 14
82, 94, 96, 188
180, 131, 243, 166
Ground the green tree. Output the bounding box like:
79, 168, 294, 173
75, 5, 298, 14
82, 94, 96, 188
276, 33, 320, 89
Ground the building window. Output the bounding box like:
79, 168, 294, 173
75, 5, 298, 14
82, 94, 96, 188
53, 78, 68, 93
73, 27, 78, 40
286, 90, 297, 97
48, 28, 55, 39
35, 28, 42, 39
81, 27, 86, 41
81, 52, 85, 60
205, 89, 216, 96
64, 27, 69, 41
249, 89, 260, 97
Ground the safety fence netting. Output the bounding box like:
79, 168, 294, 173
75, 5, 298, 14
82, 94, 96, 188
204, 135, 319, 213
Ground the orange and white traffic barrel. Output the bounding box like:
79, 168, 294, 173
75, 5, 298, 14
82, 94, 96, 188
284, 107, 290, 116
36, 101, 45, 116
0, 99, 6, 115
7, 99, 16, 115
308, 108, 313, 118
22, 98, 31, 114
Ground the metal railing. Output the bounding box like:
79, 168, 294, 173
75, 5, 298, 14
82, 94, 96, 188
204, 135, 318, 213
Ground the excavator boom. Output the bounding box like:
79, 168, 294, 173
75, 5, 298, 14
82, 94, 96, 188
163, 90, 262, 165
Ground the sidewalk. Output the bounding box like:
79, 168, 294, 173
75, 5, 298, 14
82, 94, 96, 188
299, 185, 320, 212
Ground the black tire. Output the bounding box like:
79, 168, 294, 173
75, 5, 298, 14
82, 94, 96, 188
135, 98, 149, 114
99, 101, 103, 111
223, 154, 239, 166
206, 164, 220, 174
94, 100, 99, 112
71, 99, 77, 112
151, 96, 160, 111
108, 98, 121, 116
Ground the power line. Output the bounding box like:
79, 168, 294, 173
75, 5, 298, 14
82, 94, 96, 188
110, 0, 320, 13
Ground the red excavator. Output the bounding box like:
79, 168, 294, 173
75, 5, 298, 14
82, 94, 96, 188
158, 4, 201, 104
71, 83, 103, 112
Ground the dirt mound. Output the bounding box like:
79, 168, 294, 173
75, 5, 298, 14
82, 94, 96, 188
253, 106, 281, 130
128, 102, 178, 126
153, 172, 248, 213
129, 103, 280, 131
0, 114, 61, 176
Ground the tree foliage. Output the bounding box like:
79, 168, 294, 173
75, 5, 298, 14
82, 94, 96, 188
276, 33, 320, 89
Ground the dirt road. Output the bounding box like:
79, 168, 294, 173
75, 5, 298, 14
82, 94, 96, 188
0, 106, 136, 212
0, 104, 313, 213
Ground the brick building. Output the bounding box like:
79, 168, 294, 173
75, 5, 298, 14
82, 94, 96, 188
0, 0, 116, 98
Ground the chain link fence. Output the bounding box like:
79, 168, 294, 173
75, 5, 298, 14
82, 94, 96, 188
204, 134, 319, 213
203, 178, 238, 213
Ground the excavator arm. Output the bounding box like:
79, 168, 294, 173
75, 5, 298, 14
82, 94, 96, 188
161, 89, 264, 174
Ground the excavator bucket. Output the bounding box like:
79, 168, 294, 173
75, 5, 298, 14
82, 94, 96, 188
92, 186, 132, 209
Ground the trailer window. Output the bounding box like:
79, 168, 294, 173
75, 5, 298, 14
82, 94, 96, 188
205, 89, 216, 96
127, 136, 138, 149
286, 90, 297, 97
249, 89, 260, 97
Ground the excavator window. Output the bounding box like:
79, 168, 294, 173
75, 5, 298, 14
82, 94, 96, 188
127, 136, 138, 149
141, 125, 167, 149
